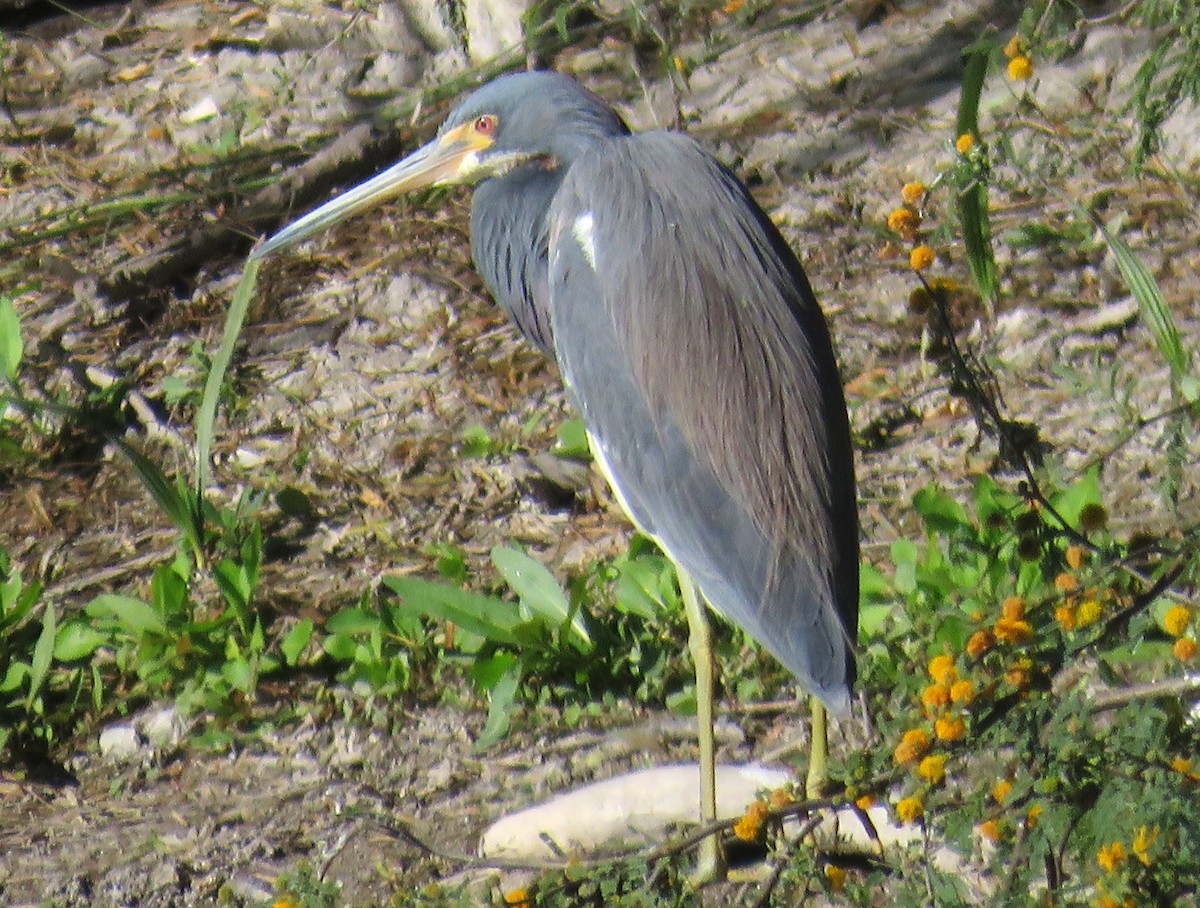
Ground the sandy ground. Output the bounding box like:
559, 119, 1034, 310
1, 0, 1197, 904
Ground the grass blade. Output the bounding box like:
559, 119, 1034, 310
956, 42, 999, 310
112, 438, 204, 557
26, 602, 56, 707
196, 259, 261, 494
0, 296, 22, 382
1093, 216, 1192, 382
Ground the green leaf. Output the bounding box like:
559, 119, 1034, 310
281, 618, 314, 666
553, 418, 592, 461
460, 424, 493, 458
492, 546, 591, 649
322, 633, 358, 662
0, 295, 23, 381
914, 485, 971, 534
197, 258, 261, 494
859, 561, 892, 601
475, 657, 522, 750
222, 657, 254, 693
470, 650, 518, 692
1, 661, 30, 694
382, 575, 521, 646
325, 607, 382, 636
858, 603, 893, 639
55, 621, 110, 661
613, 558, 663, 621
891, 539, 920, 595
151, 562, 189, 619
86, 593, 169, 638
27, 602, 56, 704
1052, 466, 1102, 528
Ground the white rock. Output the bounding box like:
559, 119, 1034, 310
480, 763, 791, 858
139, 705, 185, 749
98, 723, 141, 761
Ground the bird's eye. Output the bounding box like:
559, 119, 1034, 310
473, 115, 497, 136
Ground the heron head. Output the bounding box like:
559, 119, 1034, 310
251, 71, 626, 260
435, 71, 629, 184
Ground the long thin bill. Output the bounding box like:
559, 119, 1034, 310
249, 135, 473, 261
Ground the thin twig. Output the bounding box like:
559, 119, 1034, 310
1089, 674, 1200, 712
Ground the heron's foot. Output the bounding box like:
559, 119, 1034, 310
686, 836, 727, 889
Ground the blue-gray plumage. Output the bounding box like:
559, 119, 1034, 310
251, 69, 859, 879
549, 132, 856, 713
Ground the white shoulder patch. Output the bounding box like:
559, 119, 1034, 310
571, 212, 598, 271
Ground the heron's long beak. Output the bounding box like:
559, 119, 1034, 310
249, 123, 491, 261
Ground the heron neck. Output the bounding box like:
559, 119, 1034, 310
470, 163, 563, 353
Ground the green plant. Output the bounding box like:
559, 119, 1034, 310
380, 540, 693, 748
260, 861, 343, 908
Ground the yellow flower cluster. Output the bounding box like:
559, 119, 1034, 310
1094, 826, 1158, 876
1053, 566, 1128, 634
992, 779, 1013, 804
935, 714, 966, 741
893, 727, 932, 765
886, 182, 938, 272
955, 133, 975, 154
966, 628, 994, 658
910, 244, 936, 271
1132, 825, 1158, 865
1164, 605, 1191, 635
1096, 841, 1126, 873
1004, 35, 1034, 81
917, 754, 947, 784
895, 795, 924, 823
733, 799, 770, 842
1162, 605, 1197, 660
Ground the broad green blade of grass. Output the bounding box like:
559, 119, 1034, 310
26, 602, 56, 707
1093, 215, 1193, 384
196, 259, 261, 494
0, 295, 22, 382
956, 43, 999, 311
112, 438, 204, 559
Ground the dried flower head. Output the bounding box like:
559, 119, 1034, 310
966, 629, 995, 658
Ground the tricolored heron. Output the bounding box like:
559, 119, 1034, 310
251, 71, 859, 881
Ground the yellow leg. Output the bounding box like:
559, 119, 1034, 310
678, 568, 726, 886
805, 697, 828, 799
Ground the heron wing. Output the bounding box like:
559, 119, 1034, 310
547, 132, 858, 711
